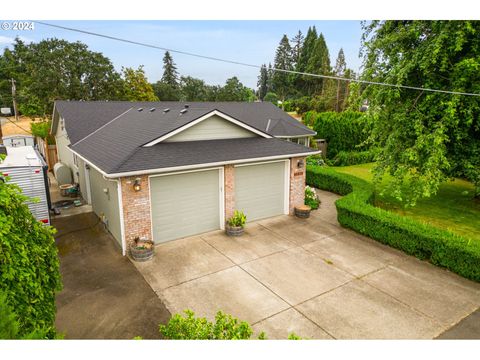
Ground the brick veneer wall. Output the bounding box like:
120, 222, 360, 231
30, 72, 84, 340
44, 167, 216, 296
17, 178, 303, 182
120, 175, 152, 246
224, 164, 235, 220
289, 156, 306, 214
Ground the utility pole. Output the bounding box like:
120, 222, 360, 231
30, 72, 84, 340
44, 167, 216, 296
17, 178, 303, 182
11, 78, 19, 122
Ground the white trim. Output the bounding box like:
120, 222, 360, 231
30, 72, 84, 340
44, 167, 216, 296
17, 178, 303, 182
276, 134, 316, 138
103, 151, 321, 178
71, 107, 133, 146
143, 109, 272, 147
233, 159, 287, 168
285, 159, 291, 214
148, 167, 224, 244
68, 147, 109, 177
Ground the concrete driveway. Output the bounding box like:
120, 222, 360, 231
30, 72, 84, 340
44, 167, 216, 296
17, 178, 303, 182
54, 212, 170, 339
133, 190, 480, 339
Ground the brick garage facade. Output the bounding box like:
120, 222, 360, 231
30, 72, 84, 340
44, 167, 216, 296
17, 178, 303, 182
289, 156, 306, 214
224, 164, 235, 220
120, 175, 152, 246
118, 158, 306, 252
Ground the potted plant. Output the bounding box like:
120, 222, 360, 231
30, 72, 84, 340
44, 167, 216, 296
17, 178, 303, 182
130, 236, 154, 262
225, 210, 247, 236
295, 186, 320, 218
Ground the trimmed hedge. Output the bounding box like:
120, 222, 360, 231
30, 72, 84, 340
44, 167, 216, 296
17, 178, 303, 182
306, 165, 480, 282
306, 111, 371, 159
331, 148, 380, 166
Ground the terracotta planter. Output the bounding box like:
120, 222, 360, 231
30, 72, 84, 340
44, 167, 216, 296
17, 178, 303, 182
225, 224, 245, 236
294, 205, 312, 218
130, 240, 154, 262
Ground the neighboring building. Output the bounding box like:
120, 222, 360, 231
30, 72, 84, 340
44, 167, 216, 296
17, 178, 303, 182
52, 101, 319, 255
2, 134, 35, 147
0, 146, 51, 225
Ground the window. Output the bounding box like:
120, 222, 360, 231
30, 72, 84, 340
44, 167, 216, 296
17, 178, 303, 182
73, 153, 79, 167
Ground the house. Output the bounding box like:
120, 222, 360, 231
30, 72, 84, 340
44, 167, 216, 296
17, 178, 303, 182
51, 101, 319, 255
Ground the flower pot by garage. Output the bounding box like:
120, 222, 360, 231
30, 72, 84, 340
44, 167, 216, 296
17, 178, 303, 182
225, 223, 245, 236
130, 240, 154, 262
294, 205, 312, 218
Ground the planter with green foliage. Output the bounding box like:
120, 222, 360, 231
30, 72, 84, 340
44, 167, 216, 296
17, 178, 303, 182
129, 237, 154, 262
226, 210, 246, 236
306, 165, 480, 282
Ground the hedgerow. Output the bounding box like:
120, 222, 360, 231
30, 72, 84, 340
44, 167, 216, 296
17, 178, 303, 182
0, 180, 62, 338
306, 165, 480, 282
331, 148, 380, 166
306, 111, 371, 159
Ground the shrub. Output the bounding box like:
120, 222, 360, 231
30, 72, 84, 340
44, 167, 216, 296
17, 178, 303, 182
306, 165, 480, 282
159, 310, 263, 340
0, 291, 50, 339
306, 111, 371, 159
305, 186, 320, 210
227, 210, 247, 228
332, 148, 380, 166
0, 180, 62, 338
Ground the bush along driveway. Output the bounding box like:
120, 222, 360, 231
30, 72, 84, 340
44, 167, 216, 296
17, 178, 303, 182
306, 165, 480, 282
132, 190, 480, 339
53, 212, 170, 339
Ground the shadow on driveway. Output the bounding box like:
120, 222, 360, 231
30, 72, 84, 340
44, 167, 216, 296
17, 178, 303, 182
53, 212, 170, 339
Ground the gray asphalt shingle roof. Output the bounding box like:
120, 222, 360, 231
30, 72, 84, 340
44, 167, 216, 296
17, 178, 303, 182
55, 100, 317, 175
110, 138, 316, 174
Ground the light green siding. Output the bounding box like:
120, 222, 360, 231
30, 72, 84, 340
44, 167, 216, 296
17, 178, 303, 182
165, 114, 257, 142
77, 157, 88, 203
150, 169, 221, 243
235, 161, 286, 221
89, 167, 122, 245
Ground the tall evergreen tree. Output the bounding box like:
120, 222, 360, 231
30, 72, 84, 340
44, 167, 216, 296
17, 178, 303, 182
296, 26, 318, 95
271, 34, 293, 101
306, 33, 331, 95
267, 62, 274, 93
334, 48, 347, 111
257, 64, 268, 100
290, 30, 304, 67
161, 51, 179, 87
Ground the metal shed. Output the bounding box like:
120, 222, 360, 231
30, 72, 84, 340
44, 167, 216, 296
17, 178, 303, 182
0, 146, 51, 225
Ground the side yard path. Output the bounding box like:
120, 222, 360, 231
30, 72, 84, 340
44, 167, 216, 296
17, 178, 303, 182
133, 189, 480, 339
54, 212, 170, 339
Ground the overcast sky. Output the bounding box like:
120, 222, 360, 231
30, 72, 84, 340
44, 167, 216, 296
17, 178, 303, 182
0, 20, 363, 89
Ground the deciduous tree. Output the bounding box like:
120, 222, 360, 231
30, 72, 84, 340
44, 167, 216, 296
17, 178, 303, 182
361, 20, 480, 204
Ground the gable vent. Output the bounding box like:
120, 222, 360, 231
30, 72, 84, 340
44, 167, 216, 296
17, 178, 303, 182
149, 107, 156, 112
137, 108, 143, 112
180, 109, 188, 115
163, 108, 170, 113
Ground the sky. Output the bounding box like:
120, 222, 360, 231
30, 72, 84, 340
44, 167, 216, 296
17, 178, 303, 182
0, 20, 363, 89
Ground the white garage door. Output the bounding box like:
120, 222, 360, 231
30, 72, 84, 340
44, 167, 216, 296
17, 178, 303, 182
150, 169, 221, 243
234, 161, 287, 222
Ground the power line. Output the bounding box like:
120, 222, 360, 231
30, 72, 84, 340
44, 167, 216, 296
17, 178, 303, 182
31, 21, 480, 98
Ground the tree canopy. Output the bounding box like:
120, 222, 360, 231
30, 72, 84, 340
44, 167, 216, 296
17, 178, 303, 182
360, 20, 480, 204
121, 65, 158, 101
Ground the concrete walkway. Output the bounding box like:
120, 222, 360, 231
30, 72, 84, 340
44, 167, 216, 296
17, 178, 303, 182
133, 190, 480, 339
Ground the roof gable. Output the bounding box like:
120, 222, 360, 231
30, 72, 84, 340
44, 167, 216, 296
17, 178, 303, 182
143, 110, 271, 146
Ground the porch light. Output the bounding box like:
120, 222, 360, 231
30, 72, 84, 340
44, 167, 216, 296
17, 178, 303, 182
297, 159, 304, 169
133, 178, 141, 192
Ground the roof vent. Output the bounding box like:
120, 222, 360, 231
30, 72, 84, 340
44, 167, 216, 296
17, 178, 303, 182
180, 109, 188, 115
149, 107, 156, 112
163, 108, 170, 113
137, 108, 143, 112
184, 104, 189, 108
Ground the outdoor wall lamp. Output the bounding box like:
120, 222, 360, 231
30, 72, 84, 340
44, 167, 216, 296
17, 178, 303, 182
133, 178, 142, 192
297, 159, 304, 169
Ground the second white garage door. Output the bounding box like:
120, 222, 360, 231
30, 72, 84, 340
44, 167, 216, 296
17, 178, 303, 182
234, 161, 287, 222
150, 169, 221, 243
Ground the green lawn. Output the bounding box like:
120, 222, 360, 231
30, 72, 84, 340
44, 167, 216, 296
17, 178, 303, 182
333, 163, 480, 241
